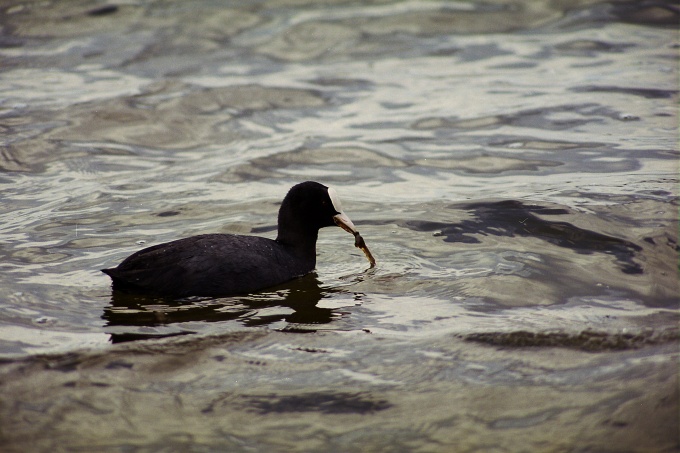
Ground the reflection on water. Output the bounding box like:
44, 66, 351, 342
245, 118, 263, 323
103, 273, 351, 342
0, 0, 678, 451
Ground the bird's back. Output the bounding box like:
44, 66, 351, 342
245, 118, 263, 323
102, 233, 313, 297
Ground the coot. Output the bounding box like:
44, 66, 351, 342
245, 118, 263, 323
102, 181, 374, 298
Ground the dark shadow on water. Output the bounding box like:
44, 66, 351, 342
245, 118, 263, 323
571, 85, 678, 99
201, 391, 392, 416
462, 329, 680, 352
239, 392, 392, 415
103, 273, 345, 343
377, 200, 643, 274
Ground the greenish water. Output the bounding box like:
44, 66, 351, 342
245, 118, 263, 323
0, 1, 677, 451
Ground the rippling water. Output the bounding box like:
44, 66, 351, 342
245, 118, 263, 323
0, 1, 678, 451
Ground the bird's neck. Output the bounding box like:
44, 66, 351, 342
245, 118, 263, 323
276, 221, 318, 261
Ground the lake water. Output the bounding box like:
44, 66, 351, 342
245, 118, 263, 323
0, 0, 678, 451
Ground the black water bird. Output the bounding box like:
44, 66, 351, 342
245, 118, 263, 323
102, 181, 374, 298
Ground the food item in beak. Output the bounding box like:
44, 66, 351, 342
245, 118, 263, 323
333, 213, 376, 267
353, 231, 376, 267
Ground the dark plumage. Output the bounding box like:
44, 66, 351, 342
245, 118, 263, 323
102, 181, 366, 298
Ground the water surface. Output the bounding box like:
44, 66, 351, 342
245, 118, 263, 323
0, 1, 678, 451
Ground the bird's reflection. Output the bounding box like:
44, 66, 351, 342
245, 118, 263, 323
103, 273, 346, 343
